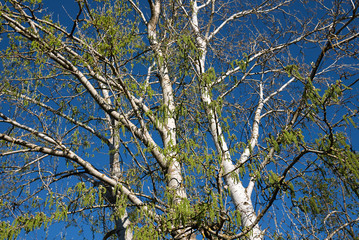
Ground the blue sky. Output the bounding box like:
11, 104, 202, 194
1, 0, 359, 239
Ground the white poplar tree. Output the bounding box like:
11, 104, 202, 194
1, 0, 358, 239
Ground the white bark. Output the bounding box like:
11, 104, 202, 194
100, 82, 132, 240
3, 0, 357, 239
2, 5, 184, 237
115, 211, 133, 240
201, 88, 264, 240
0, 133, 153, 212
147, 0, 187, 204
190, 1, 263, 238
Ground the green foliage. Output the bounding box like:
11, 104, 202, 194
202, 67, 216, 85
1, 0, 358, 239
176, 34, 201, 62
266, 128, 305, 154
284, 64, 303, 80
230, 53, 249, 73
0, 212, 51, 240
315, 133, 359, 197
83, 1, 141, 58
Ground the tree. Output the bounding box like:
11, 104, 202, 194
0, 0, 358, 239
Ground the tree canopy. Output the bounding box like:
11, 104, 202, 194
0, 0, 359, 239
